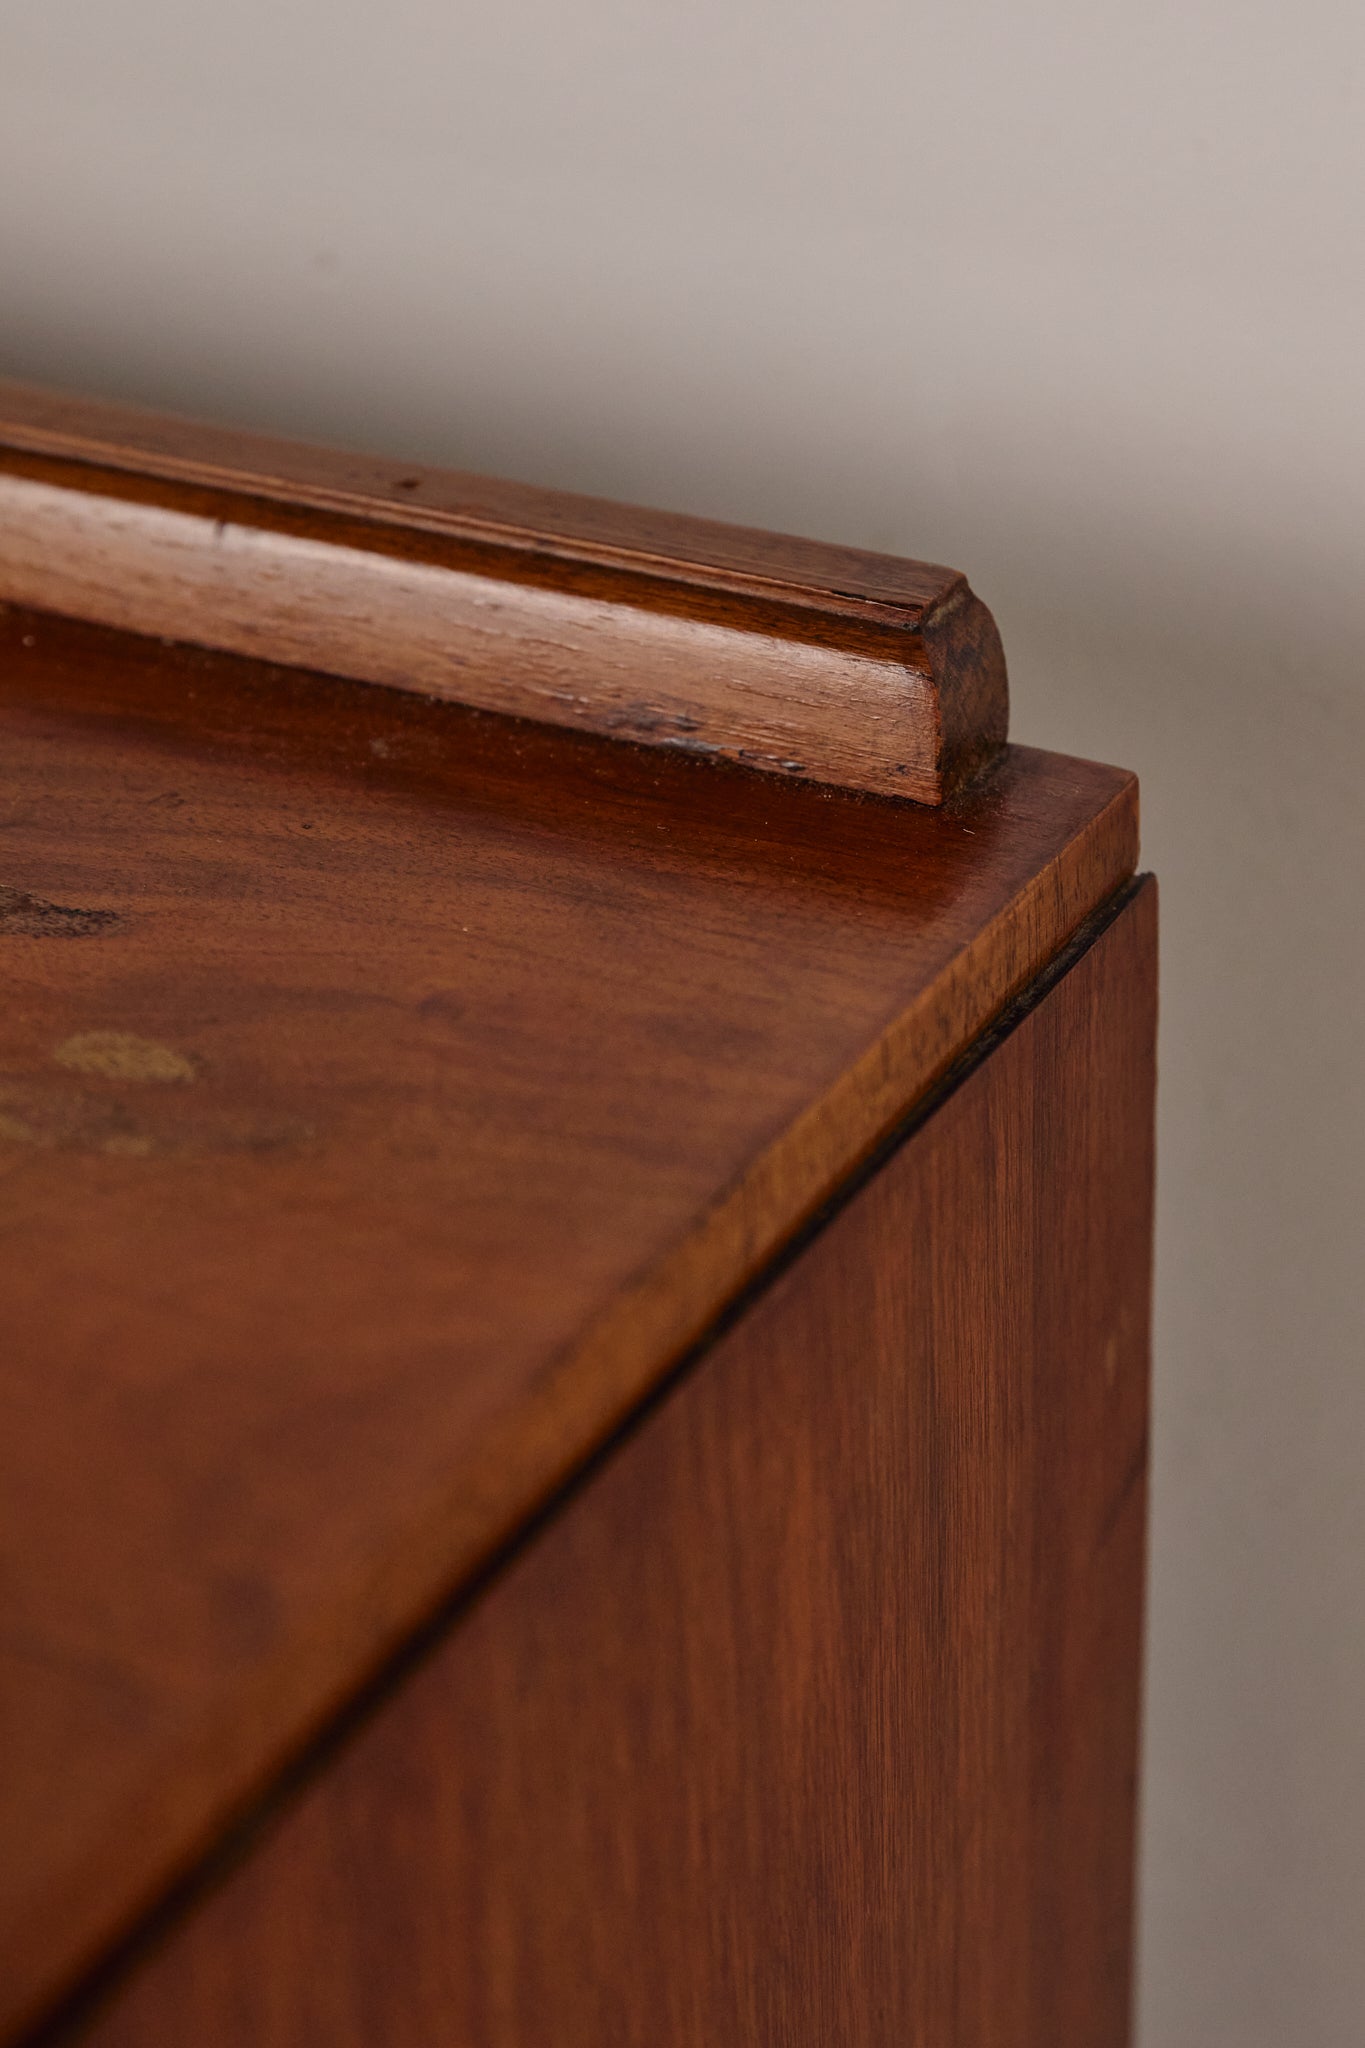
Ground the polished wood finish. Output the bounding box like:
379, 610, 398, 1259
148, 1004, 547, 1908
1, 389, 1152, 2044
53, 885, 1156, 2048
0, 379, 1006, 803
0, 603, 1134, 2040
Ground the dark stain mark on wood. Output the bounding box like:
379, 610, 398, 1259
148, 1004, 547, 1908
0, 885, 121, 937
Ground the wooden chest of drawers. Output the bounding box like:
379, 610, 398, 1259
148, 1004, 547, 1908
0, 383, 1155, 2047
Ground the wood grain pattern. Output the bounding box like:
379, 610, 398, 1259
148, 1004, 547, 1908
54, 884, 1157, 2048
0, 605, 1134, 2041
0, 379, 1006, 803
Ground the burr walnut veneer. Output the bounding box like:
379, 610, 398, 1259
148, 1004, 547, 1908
0, 385, 1156, 2047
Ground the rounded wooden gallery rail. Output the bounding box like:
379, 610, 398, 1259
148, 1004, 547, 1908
0, 379, 1006, 804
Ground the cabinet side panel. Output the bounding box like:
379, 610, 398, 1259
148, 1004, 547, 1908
61, 884, 1157, 2048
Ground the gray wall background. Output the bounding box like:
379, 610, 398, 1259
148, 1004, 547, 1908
3, 5, 1363, 2039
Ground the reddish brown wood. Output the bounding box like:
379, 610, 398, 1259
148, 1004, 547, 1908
0, 379, 1006, 803
53, 884, 1156, 2048
0, 600, 1135, 2041
0, 380, 1152, 2045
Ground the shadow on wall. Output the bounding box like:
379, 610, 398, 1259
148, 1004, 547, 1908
1005, 526, 1365, 2048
